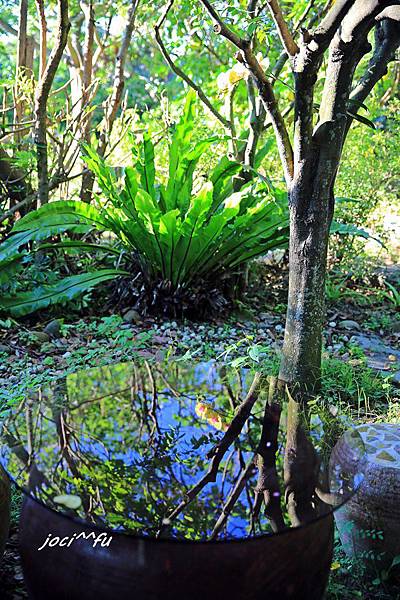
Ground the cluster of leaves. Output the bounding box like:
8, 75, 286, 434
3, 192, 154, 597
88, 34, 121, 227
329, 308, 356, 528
0, 92, 290, 318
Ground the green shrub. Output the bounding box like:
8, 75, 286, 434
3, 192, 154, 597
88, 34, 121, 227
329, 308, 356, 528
0, 92, 289, 317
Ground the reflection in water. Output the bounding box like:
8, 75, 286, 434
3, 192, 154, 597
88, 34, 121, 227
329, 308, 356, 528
0, 361, 364, 540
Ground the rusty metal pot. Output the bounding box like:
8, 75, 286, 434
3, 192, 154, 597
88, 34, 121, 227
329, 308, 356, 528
20, 495, 334, 600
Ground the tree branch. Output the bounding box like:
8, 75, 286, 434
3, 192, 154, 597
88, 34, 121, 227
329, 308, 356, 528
312, 0, 357, 52
80, 0, 96, 203
318, 0, 396, 128
266, 0, 299, 56
198, 0, 246, 49
272, 0, 328, 81
99, 0, 141, 153
210, 458, 256, 539
199, 0, 294, 184
0, 168, 89, 226
34, 0, 70, 206
154, 0, 230, 129
237, 50, 294, 184
14, 0, 28, 145
244, 78, 265, 168
350, 8, 400, 109
35, 0, 47, 79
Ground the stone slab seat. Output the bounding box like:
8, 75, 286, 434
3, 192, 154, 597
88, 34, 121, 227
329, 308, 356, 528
330, 423, 400, 571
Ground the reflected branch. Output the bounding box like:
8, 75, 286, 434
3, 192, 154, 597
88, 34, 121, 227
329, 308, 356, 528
161, 372, 264, 528
254, 377, 285, 533
210, 458, 256, 539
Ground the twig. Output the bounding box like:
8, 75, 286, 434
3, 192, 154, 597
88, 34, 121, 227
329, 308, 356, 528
98, 0, 141, 154
144, 360, 161, 436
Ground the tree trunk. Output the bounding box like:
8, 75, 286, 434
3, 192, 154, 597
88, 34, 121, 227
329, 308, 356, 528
279, 182, 333, 395
14, 0, 28, 146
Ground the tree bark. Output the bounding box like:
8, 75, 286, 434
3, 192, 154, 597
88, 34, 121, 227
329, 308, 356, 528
278, 2, 400, 397
279, 185, 332, 395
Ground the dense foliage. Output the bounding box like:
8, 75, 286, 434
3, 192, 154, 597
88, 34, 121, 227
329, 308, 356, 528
0, 92, 291, 316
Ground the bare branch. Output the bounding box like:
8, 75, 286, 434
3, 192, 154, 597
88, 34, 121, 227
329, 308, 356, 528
80, 0, 96, 203
238, 51, 294, 183
67, 35, 83, 70
244, 78, 265, 168
266, 0, 299, 56
318, 0, 396, 128
210, 458, 256, 539
35, 0, 47, 79
312, 0, 356, 51
272, 0, 327, 81
98, 0, 141, 154
14, 0, 28, 145
0, 168, 88, 225
155, 0, 230, 129
34, 0, 70, 206
0, 18, 18, 37
81, 1, 95, 95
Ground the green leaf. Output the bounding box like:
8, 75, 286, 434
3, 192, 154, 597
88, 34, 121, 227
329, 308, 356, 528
0, 269, 128, 317
0, 225, 90, 264
391, 555, 400, 568
12, 200, 110, 232
210, 156, 241, 208
254, 137, 275, 168
330, 221, 383, 245
158, 209, 181, 281
0, 256, 24, 284
248, 345, 261, 362
136, 133, 156, 200
347, 110, 376, 129
70, 92, 290, 292
82, 145, 120, 203
37, 241, 122, 255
